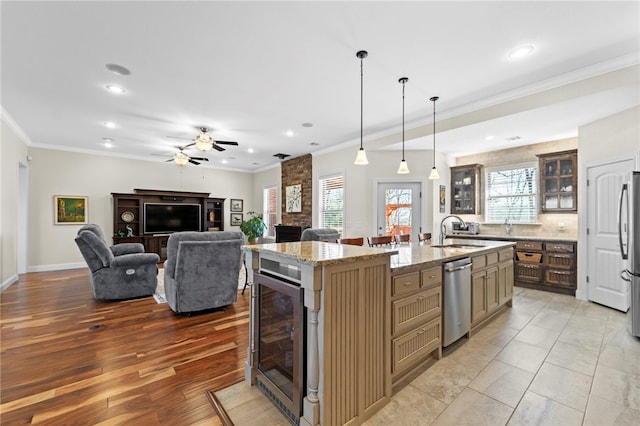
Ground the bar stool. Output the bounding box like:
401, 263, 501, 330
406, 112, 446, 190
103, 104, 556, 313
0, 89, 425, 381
337, 237, 364, 246
367, 235, 394, 247
418, 232, 432, 243
394, 234, 411, 244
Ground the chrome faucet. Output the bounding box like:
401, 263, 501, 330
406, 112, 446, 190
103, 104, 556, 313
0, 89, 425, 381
438, 215, 467, 245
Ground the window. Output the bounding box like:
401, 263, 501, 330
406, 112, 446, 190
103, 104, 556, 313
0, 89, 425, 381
263, 185, 278, 237
485, 163, 537, 223
319, 173, 344, 234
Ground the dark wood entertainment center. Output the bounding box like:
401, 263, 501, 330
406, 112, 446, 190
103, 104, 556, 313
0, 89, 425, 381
112, 189, 225, 261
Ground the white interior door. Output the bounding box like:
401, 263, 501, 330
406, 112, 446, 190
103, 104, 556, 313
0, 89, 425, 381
376, 182, 422, 239
587, 158, 634, 311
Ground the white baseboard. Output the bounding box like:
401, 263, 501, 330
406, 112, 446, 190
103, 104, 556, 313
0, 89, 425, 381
575, 288, 587, 301
27, 262, 86, 273
1, 274, 18, 292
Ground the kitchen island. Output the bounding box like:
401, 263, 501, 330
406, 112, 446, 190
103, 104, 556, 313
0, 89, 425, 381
243, 239, 514, 425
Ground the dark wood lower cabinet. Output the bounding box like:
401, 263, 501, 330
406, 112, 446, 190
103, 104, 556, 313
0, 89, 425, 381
514, 240, 576, 295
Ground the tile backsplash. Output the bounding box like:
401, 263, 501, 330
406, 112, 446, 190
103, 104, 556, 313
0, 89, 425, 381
459, 213, 578, 240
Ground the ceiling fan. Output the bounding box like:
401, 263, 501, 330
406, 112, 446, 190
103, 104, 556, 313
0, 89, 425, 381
162, 146, 210, 166
168, 127, 239, 152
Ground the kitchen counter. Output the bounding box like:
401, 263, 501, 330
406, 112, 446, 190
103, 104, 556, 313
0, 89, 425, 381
447, 234, 577, 242
390, 238, 515, 274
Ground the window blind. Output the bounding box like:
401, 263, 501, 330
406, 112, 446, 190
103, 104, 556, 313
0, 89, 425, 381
319, 174, 344, 233
486, 164, 537, 223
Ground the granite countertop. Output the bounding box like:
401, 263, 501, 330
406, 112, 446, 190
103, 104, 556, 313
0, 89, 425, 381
447, 234, 577, 243
390, 238, 515, 273
243, 241, 397, 267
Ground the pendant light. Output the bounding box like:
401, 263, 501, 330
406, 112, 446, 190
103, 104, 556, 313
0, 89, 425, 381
354, 50, 369, 165
428, 96, 440, 180
397, 77, 410, 174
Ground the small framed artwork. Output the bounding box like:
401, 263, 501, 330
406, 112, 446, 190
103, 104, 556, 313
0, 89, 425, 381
439, 185, 446, 213
54, 195, 88, 225
230, 213, 243, 226
286, 184, 302, 213
230, 199, 243, 212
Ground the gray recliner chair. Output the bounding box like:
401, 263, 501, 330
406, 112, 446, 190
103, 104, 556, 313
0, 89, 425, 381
163, 231, 244, 313
74, 224, 160, 300
300, 228, 340, 242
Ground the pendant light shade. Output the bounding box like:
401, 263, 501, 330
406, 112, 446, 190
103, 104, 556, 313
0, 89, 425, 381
397, 77, 410, 174
429, 96, 440, 180
354, 50, 369, 165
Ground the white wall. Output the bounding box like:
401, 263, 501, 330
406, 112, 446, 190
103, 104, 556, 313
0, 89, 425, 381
576, 106, 640, 300
27, 148, 254, 271
1, 119, 30, 288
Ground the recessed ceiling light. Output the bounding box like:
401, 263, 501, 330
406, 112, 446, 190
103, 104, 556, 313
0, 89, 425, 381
105, 63, 131, 76
248, 148, 255, 153
103, 121, 117, 129
105, 84, 126, 94
221, 159, 228, 164
104, 142, 113, 148
102, 137, 113, 142
301, 122, 314, 128
508, 45, 535, 59
286, 130, 294, 137
485, 135, 495, 141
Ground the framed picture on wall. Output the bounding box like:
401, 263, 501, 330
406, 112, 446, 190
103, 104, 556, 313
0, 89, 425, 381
54, 195, 88, 225
285, 184, 302, 212
230, 199, 243, 212
230, 213, 243, 226
439, 185, 446, 213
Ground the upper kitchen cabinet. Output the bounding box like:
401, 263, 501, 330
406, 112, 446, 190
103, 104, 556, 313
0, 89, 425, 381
451, 164, 482, 215
537, 150, 577, 212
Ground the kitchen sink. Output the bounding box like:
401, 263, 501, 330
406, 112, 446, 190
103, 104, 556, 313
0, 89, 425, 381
431, 243, 486, 249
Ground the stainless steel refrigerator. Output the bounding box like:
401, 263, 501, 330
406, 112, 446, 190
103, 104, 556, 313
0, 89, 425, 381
619, 171, 640, 337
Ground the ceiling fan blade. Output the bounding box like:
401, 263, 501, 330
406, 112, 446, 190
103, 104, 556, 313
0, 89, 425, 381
188, 159, 201, 165
214, 140, 239, 146
212, 144, 226, 152
190, 156, 209, 161
180, 142, 196, 150
165, 158, 173, 162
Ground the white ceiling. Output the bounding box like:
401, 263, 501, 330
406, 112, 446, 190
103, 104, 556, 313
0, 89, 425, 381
2, 1, 639, 172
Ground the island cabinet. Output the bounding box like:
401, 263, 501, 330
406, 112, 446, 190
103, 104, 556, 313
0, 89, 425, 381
470, 247, 514, 333
244, 242, 394, 426
390, 264, 442, 391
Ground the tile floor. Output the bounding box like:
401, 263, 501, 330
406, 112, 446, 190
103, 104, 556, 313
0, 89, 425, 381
215, 287, 640, 425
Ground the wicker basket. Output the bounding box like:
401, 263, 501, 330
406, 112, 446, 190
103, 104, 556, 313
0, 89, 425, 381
516, 251, 542, 263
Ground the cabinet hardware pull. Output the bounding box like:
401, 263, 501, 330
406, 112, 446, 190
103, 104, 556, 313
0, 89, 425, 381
404, 282, 413, 286
416, 297, 425, 301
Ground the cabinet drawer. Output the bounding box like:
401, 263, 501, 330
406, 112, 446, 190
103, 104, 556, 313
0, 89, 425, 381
392, 287, 441, 335
516, 241, 543, 251
392, 317, 440, 374
516, 251, 542, 263
515, 263, 543, 282
486, 252, 498, 266
392, 272, 420, 297
546, 242, 574, 253
547, 253, 575, 269
421, 266, 442, 288
545, 269, 576, 288
471, 255, 486, 270
499, 248, 514, 262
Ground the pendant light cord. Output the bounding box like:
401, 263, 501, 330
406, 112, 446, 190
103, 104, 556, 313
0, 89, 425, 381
360, 56, 364, 149
402, 80, 405, 160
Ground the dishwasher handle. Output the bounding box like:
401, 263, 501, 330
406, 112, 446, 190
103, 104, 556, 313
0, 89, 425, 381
445, 263, 472, 273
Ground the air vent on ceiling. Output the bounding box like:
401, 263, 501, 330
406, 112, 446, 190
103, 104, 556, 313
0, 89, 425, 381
506, 136, 522, 141
273, 153, 291, 160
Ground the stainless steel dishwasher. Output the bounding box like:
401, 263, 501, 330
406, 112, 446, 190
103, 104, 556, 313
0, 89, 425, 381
443, 257, 472, 347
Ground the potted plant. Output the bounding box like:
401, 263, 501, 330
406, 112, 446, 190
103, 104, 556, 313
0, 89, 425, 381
239, 211, 267, 244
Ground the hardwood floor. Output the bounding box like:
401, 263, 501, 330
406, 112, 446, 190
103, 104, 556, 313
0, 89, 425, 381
0, 269, 250, 425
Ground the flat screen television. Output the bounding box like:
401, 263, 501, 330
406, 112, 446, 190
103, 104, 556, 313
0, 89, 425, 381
144, 203, 201, 234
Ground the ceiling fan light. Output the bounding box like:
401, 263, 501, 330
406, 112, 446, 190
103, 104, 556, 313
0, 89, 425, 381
195, 133, 213, 151
397, 160, 410, 174
354, 147, 369, 165
429, 166, 440, 180
175, 152, 189, 165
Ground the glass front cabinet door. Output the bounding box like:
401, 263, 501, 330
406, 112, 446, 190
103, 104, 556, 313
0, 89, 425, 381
451, 164, 482, 215
537, 150, 577, 212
